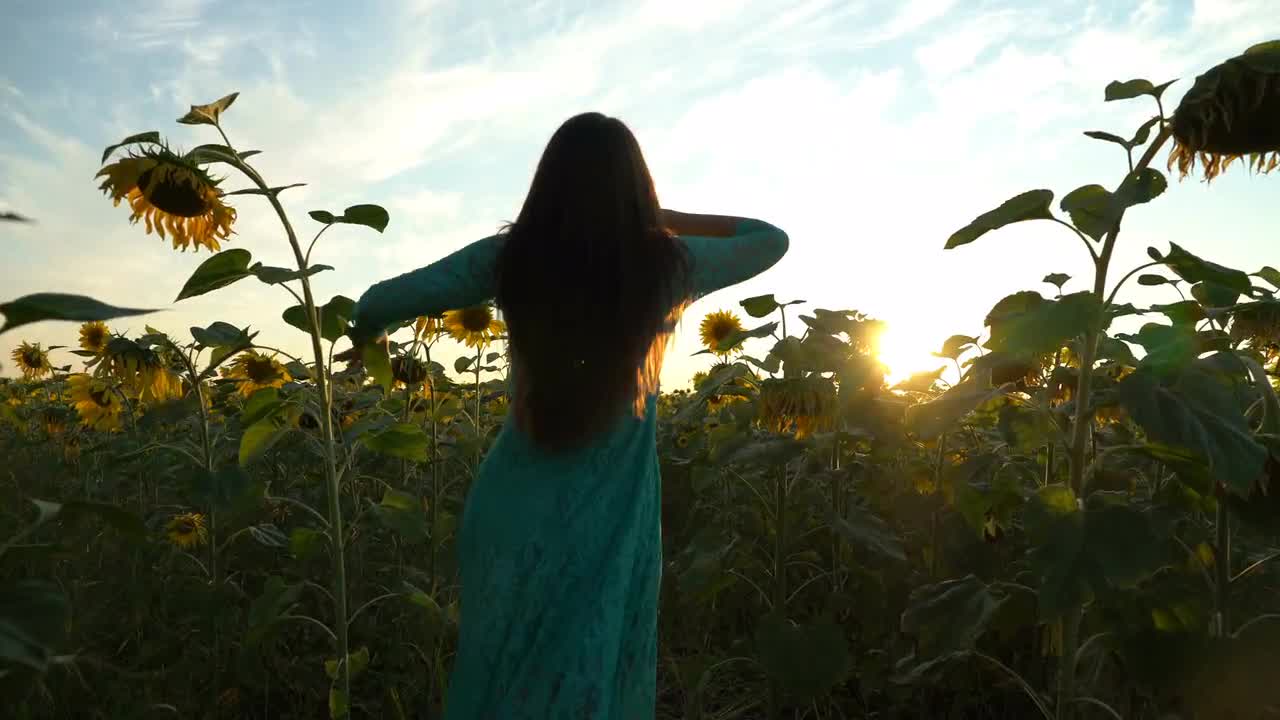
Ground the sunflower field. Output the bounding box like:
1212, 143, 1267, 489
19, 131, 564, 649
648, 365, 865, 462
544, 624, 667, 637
3, 42, 1280, 720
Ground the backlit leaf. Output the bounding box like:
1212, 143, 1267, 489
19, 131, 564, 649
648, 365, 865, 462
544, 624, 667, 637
0, 293, 156, 335
176, 249, 254, 301
945, 190, 1055, 250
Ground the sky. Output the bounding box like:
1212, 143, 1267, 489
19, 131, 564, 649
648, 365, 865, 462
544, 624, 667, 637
1, 0, 1278, 389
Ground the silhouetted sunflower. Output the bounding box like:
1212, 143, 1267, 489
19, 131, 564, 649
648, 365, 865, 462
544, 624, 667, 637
443, 305, 505, 348
10, 341, 52, 380
757, 376, 838, 438
78, 321, 110, 355
1168, 40, 1280, 182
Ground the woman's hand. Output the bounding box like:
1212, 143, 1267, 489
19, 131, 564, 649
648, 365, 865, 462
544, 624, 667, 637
334, 333, 388, 368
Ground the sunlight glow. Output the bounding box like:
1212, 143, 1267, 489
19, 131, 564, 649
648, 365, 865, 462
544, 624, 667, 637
875, 321, 947, 387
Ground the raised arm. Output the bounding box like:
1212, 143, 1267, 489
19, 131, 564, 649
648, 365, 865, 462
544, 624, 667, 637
348, 233, 504, 344
664, 211, 789, 300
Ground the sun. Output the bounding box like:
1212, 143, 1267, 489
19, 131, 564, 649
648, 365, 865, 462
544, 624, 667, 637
874, 322, 948, 386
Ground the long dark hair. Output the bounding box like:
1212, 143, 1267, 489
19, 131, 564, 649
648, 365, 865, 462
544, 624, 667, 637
495, 112, 690, 452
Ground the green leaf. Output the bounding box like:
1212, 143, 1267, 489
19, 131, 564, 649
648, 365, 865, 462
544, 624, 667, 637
223, 183, 306, 197
740, 294, 779, 318
1043, 273, 1071, 289
177, 91, 239, 125
1104, 78, 1175, 101
190, 321, 250, 347
1254, 266, 1280, 290
828, 504, 906, 564
985, 291, 1103, 357
1120, 323, 1199, 374
1060, 184, 1116, 241
29, 498, 146, 539
362, 423, 429, 462
1137, 274, 1171, 286
137, 394, 202, 430
1116, 364, 1266, 495
190, 465, 258, 510
289, 527, 325, 559
1024, 486, 1165, 617
337, 204, 390, 233
933, 334, 978, 360
309, 210, 337, 224
248, 576, 301, 630
182, 143, 239, 165
715, 321, 778, 353
283, 296, 354, 342
904, 380, 1009, 438
755, 615, 849, 701
239, 407, 300, 467
0, 581, 70, 671
901, 575, 1006, 656
241, 388, 284, 426
893, 366, 946, 393
100, 131, 160, 164
717, 437, 806, 467
0, 293, 156, 335
251, 264, 334, 285
1159, 243, 1251, 294
324, 646, 370, 681
1114, 168, 1168, 208
175, 249, 254, 301
329, 687, 349, 719
1082, 130, 1130, 148
1191, 281, 1241, 309
248, 523, 289, 548
1131, 116, 1161, 146
1150, 302, 1206, 326
364, 342, 393, 394
373, 489, 428, 543
453, 356, 474, 374
945, 189, 1055, 250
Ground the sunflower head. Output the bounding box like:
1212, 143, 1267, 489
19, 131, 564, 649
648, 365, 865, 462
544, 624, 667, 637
68, 374, 124, 432
106, 341, 181, 403
392, 355, 429, 386
1229, 301, 1280, 348
40, 407, 68, 436
165, 512, 208, 549
756, 376, 838, 438
78, 321, 111, 355
10, 342, 52, 380
675, 433, 691, 449
224, 351, 291, 397
97, 144, 236, 252
1168, 40, 1280, 182
443, 305, 505, 348
414, 315, 443, 339
699, 310, 744, 356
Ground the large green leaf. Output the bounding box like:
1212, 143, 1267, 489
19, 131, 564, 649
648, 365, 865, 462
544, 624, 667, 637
1116, 364, 1266, 495
1114, 167, 1167, 208
190, 321, 252, 347
0, 581, 70, 671
1024, 485, 1165, 616
282, 295, 355, 342
1059, 184, 1116, 241
1104, 78, 1176, 101
100, 130, 160, 163
239, 405, 300, 467
739, 294, 779, 318
362, 423, 429, 462
945, 189, 1055, 250
176, 249, 254, 301
1159, 243, 1251, 294
0, 293, 156, 335
828, 504, 906, 565
985, 291, 1103, 357
309, 204, 390, 233
904, 380, 1007, 438
755, 615, 849, 701
1118, 323, 1199, 374
934, 334, 977, 360
251, 264, 334, 285
900, 575, 1006, 656
372, 489, 429, 544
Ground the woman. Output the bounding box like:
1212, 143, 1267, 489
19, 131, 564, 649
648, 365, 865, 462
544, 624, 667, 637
346, 112, 788, 718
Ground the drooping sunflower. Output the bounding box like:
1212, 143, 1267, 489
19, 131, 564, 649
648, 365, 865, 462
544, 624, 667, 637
756, 376, 838, 439
392, 355, 429, 387
10, 341, 52, 380
165, 512, 208, 549
223, 351, 291, 397
1229, 300, 1280, 348
96, 145, 236, 252
443, 305, 505, 348
67, 374, 124, 431
107, 343, 182, 403
699, 310, 744, 356
1168, 40, 1280, 182
78, 321, 111, 355
415, 315, 443, 340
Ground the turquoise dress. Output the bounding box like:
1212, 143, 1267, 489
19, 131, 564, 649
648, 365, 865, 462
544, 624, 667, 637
350, 218, 789, 719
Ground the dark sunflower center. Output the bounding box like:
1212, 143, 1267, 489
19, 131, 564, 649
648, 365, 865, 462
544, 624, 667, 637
176, 520, 195, 534
245, 357, 279, 383
89, 387, 113, 407
460, 307, 492, 332
709, 319, 737, 342
20, 350, 42, 368
138, 167, 212, 218
85, 328, 105, 347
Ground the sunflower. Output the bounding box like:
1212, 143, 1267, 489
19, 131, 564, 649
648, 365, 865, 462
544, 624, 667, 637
1168, 40, 1280, 182
67, 374, 124, 431
96, 146, 236, 252
690, 370, 709, 390
415, 315, 443, 340
699, 310, 744, 356
392, 355, 429, 386
10, 342, 52, 380
223, 351, 291, 397
165, 512, 208, 549
675, 433, 691, 449
39, 407, 67, 436
1229, 301, 1280, 348
107, 344, 182, 403
78, 321, 111, 355
443, 305, 505, 348
756, 376, 838, 439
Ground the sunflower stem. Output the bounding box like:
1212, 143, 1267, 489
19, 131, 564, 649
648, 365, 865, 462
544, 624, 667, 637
225, 142, 352, 706
1058, 123, 1173, 720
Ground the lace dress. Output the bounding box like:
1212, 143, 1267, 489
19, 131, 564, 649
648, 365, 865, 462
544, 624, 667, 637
349, 218, 789, 718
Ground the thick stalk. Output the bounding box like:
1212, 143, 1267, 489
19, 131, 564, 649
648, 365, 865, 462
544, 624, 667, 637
931, 434, 947, 579
769, 465, 788, 719
1213, 485, 1232, 637
1058, 125, 1173, 718
233, 151, 352, 703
